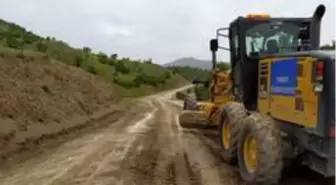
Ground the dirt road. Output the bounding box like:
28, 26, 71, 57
0, 87, 331, 185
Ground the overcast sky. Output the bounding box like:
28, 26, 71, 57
0, 0, 335, 64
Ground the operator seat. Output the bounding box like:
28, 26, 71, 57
266, 39, 279, 54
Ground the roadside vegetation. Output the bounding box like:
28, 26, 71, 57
171, 62, 229, 101
0, 18, 189, 160
0, 19, 187, 98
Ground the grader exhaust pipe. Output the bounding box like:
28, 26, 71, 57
310, 4, 326, 50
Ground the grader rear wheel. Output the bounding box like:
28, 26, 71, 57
237, 113, 283, 185
218, 102, 246, 164
222, 121, 232, 150
243, 134, 258, 173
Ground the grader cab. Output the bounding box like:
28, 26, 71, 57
179, 4, 335, 185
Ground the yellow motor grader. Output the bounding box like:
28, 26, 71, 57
179, 4, 335, 185
180, 67, 234, 129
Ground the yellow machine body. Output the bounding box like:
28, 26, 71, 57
180, 4, 335, 182
181, 68, 234, 126
197, 69, 234, 124
258, 56, 319, 128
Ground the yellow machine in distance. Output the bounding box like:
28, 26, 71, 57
180, 4, 334, 185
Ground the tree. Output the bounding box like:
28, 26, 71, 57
97, 52, 108, 64
144, 58, 153, 64
320, 40, 335, 50
83, 47, 91, 54
217, 62, 230, 70
110, 53, 118, 61
164, 71, 171, 79
114, 61, 130, 74
36, 41, 48, 52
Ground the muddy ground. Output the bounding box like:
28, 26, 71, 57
0, 88, 332, 185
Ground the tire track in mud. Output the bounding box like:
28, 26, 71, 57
154, 98, 204, 185
163, 100, 204, 185
116, 98, 204, 185
0, 100, 156, 185
117, 100, 164, 185
155, 99, 202, 185
122, 97, 332, 185
170, 98, 243, 185
0, 87, 207, 185
178, 116, 332, 185
2, 88, 328, 185
55, 100, 158, 185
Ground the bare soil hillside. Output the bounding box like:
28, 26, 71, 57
0, 48, 121, 160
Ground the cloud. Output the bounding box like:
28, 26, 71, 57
98, 22, 134, 38
0, 0, 334, 64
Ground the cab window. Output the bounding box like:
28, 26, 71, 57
245, 22, 300, 56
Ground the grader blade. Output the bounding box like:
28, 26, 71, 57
178, 110, 218, 130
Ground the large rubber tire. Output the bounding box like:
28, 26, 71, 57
218, 102, 247, 164
237, 113, 283, 185
183, 94, 198, 110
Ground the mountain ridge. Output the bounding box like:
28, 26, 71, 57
163, 57, 213, 70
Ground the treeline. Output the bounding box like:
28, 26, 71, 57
167, 66, 211, 81
320, 40, 335, 50
0, 19, 176, 90
167, 62, 230, 82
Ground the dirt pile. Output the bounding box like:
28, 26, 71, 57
0, 48, 120, 159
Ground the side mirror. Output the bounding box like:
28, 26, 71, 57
210, 39, 218, 52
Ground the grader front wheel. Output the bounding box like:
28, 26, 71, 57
183, 94, 198, 110
218, 102, 246, 164
237, 113, 283, 185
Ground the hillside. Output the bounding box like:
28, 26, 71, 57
0, 19, 188, 97
0, 19, 188, 159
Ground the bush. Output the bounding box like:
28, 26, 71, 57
133, 73, 167, 87
16, 52, 25, 59
97, 52, 108, 64
114, 61, 130, 74
87, 65, 97, 75
176, 91, 185, 100
113, 77, 134, 88
36, 42, 48, 52
194, 86, 209, 101
164, 71, 171, 79
6, 36, 22, 49
74, 56, 83, 67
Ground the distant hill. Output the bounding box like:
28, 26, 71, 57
163, 57, 213, 70
164, 57, 230, 82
